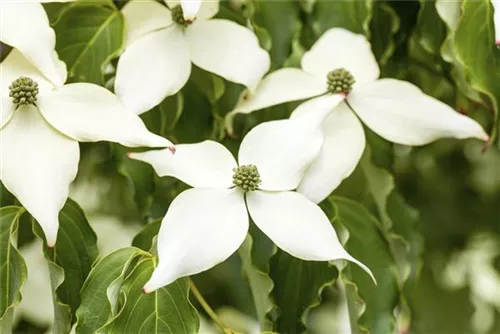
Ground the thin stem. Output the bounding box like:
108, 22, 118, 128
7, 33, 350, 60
189, 279, 234, 334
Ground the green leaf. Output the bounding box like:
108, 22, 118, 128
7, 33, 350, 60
413, 0, 447, 57
141, 94, 185, 138
54, 2, 124, 84
252, 1, 302, 67
75, 247, 146, 334
0, 183, 15, 208
132, 221, 161, 252
117, 154, 156, 216
454, 0, 500, 142
269, 250, 339, 333
104, 258, 200, 333
173, 81, 215, 143
386, 192, 422, 286
190, 66, 225, 105
0, 206, 27, 332
238, 235, 274, 331
328, 197, 399, 334
312, 0, 373, 37
32, 199, 99, 333
370, 3, 400, 65
435, 0, 483, 104
360, 145, 423, 284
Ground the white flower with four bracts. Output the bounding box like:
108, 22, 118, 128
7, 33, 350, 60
228, 28, 489, 204
0, 50, 173, 246
130, 116, 375, 293
115, 0, 270, 115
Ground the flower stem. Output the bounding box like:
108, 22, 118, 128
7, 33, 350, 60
189, 278, 234, 334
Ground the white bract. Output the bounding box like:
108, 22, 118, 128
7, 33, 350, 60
493, 1, 500, 45
130, 117, 374, 292
0, 0, 76, 88
115, 0, 270, 115
0, 50, 173, 246
227, 28, 489, 203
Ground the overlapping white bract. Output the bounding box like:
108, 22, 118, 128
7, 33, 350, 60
0, 0, 72, 87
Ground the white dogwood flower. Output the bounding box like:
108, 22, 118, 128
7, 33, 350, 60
227, 28, 489, 203
0, 50, 173, 246
0, 0, 75, 88
130, 117, 374, 292
115, 0, 270, 115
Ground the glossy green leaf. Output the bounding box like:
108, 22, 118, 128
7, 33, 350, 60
54, 2, 124, 84
117, 155, 156, 216
32, 199, 99, 333
190, 66, 225, 105
328, 197, 399, 334
75, 247, 147, 334
414, 0, 446, 57
104, 258, 199, 334
132, 221, 161, 252
252, 1, 301, 67
238, 235, 274, 331
370, 3, 400, 65
454, 0, 500, 142
435, 0, 483, 104
141, 94, 185, 138
173, 81, 215, 143
0, 206, 27, 333
269, 250, 339, 333
312, 0, 373, 37
0, 183, 15, 208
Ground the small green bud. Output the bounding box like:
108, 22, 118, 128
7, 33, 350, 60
232, 164, 261, 192
9, 77, 39, 106
171, 5, 192, 26
326, 68, 355, 94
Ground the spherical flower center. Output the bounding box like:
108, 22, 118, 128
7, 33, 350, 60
9, 76, 39, 106
326, 68, 355, 94
171, 5, 192, 26
232, 164, 261, 192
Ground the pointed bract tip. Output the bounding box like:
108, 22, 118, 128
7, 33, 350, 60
168, 146, 177, 155
482, 137, 492, 153
496, 40, 500, 47
126, 152, 133, 158
47, 241, 55, 248
142, 286, 151, 294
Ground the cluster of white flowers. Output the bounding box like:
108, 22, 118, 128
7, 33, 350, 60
0, 0, 491, 292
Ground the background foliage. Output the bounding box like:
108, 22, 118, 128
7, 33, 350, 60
1, 0, 500, 333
